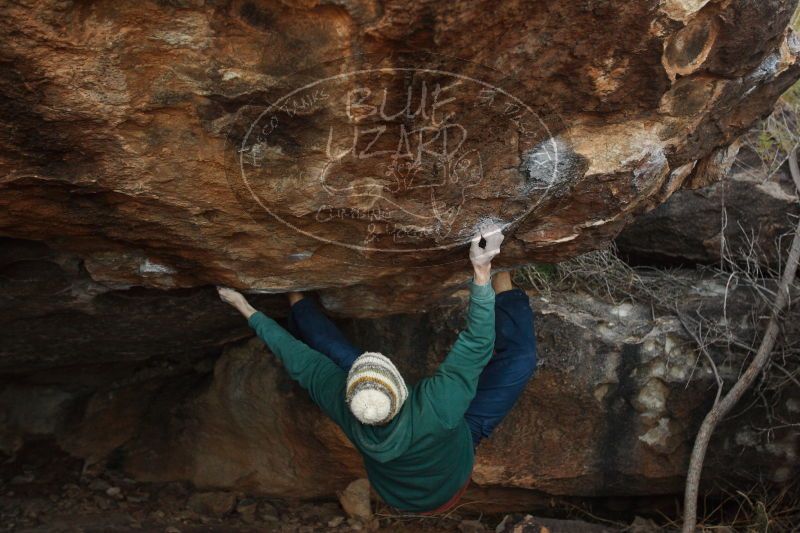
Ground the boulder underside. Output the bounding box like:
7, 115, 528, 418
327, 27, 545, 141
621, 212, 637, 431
1, 0, 799, 315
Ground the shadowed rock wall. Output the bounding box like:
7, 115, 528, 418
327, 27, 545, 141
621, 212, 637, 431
3, 275, 797, 509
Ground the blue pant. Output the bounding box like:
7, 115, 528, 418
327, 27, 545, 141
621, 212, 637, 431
286, 289, 538, 448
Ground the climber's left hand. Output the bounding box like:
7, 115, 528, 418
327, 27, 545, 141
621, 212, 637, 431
218, 286, 245, 306
217, 286, 257, 319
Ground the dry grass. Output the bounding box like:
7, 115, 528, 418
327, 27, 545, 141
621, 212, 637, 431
656, 478, 800, 532
513, 244, 696, 309
741, 83, 800, 182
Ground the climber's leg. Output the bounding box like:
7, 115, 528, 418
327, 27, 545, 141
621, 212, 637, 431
464, 271, 537, 448
286, 294, 362, 372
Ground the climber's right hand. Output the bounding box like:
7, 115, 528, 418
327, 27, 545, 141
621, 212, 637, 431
469, 223, 504, 284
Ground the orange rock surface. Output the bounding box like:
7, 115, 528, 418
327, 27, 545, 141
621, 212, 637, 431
1, 0, 799, 315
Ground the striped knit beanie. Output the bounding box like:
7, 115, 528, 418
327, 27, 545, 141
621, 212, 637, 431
346, 352, 408, 425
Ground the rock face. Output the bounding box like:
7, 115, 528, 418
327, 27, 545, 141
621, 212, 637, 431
617, 145, 800, 266
0, 237, 286, 370
2, 0, 800, 316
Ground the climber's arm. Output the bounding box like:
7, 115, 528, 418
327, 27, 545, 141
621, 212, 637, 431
247, 311, 350, 418
217, 287, 351, 427
419, 279, 495, 428
418, 224, 502, 428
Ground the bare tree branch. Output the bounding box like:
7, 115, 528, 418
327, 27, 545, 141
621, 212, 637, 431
790, 148, 800, 193
682, 151, 800, 532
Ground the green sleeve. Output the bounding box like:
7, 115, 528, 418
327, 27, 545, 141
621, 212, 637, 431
247, 311, 352, 429
419, 281, 496, 429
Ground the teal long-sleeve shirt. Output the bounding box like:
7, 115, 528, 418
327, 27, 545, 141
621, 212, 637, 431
247, 281, 496, 512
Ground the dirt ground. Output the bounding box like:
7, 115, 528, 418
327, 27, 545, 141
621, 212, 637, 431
3, 441, 598, 533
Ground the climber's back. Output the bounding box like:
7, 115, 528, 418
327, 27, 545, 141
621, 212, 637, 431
332, 280, 496, 512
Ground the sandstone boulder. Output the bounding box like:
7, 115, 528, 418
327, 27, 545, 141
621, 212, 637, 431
617, 146, 800, 266
1, 1, 799, 316
1, 0, 799, 514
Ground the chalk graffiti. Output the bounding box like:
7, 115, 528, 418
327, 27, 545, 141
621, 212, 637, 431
231, 56, 565, 255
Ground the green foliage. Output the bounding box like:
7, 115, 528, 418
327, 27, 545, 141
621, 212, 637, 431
747, 81, 800, 176
526, 263, 556, 280
747, 5, 800, 175
755, 129, 775, 156
781, 78, 800, 107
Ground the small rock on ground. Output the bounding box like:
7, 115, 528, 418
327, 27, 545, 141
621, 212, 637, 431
338, 478, 372, 521
458, 518, 486, 532
186, 491, 236, 517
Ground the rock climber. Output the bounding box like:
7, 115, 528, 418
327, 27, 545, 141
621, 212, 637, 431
217, 224, 538, 514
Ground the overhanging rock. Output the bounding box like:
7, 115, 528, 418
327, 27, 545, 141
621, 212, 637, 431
1, 0, 799, 316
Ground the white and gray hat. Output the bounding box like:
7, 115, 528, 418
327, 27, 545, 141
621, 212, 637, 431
346, 352, 408, 425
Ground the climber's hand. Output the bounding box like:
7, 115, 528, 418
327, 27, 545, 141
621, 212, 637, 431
470, 223, 504, 285
217, 286, 258, 319
470, 223, 504, 267
217, 286, 246, 306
